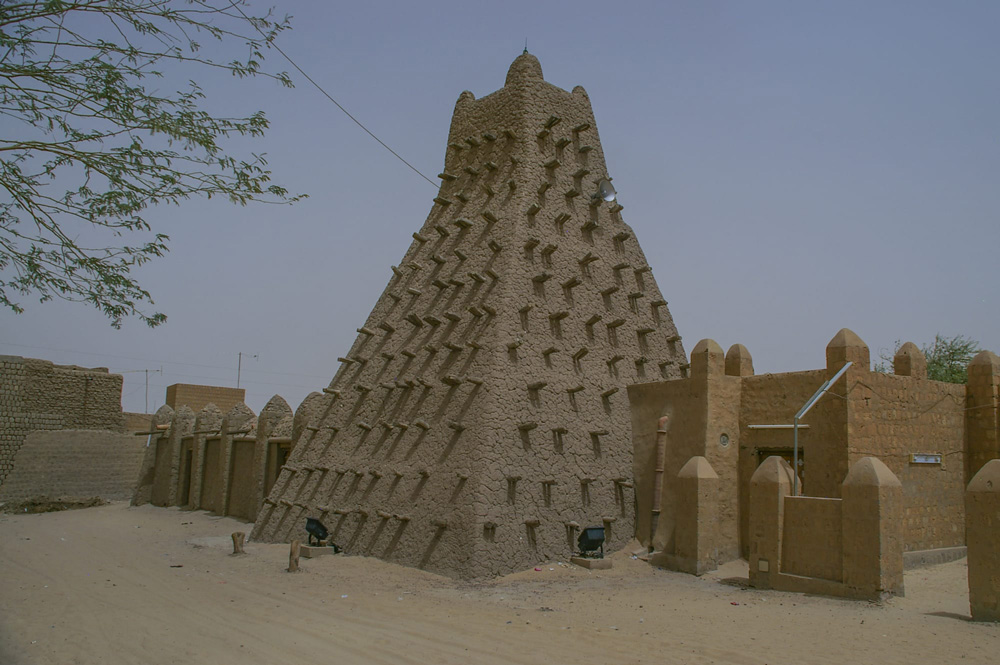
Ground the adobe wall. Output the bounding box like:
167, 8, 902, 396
633, 328, 997, 568
967, 351, 1000, 482
124, 412, 152, 434
629, 340, 740, 565
749, 456, 904, 601
0, 355, 125, 488
226, 439, 256, 520
781, 497, 842, 581
134, 396, 301, 527
845, 370, 965, 551
737, 369, 826, 555
165, 383, 245, 414
0, 430, 144, 503
966, 459, 1000, 621
131, 405, 173, 506
629, 379, 707, 549
199, 438, 222, 511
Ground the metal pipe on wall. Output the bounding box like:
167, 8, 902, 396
650, 415, 669, 541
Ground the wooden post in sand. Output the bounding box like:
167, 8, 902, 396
231, 532, 246, 555
288, 539, 301, 572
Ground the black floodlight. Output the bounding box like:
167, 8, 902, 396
577, 526, 605, 559
305, 517, 329, 546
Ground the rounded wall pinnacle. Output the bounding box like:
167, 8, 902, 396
843, 456, 901, 488
505, 53, 543, 87
826, 328, 869, 372
968, 349, 1000, 381
690, 338, 724, 377
152, 404, 175, 425
967, 459, 1000, 493
725, 344, 754, 377
892, 342, 926, 378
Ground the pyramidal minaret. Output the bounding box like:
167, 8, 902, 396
252, 54, 686, 579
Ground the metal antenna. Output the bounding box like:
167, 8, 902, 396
237, 352, 258, 389
120, 367, 162, 413
524, 38, 528, 54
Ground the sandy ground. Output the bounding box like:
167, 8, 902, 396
1, 503, 996, 665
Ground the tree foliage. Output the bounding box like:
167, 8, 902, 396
875, 334, 982, 384
0, 0, 302, 327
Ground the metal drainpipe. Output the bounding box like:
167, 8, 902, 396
650, 415, 669, 542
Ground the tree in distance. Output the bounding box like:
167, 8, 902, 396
875, 334, 982, 384
0, 1, 304, 327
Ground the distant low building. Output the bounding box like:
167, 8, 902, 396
0, 355, 125, 490
165, 383, 245, 414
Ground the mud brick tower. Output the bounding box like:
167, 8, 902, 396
251, 54, 686, 578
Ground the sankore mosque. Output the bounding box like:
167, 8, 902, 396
2, 54, 999, 618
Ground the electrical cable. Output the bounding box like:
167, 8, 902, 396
0, 341, 331, 380
229, 2, 438, 188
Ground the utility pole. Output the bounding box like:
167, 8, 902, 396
237, 351, 258, 389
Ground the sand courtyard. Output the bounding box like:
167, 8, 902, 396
1, 503, 996, 664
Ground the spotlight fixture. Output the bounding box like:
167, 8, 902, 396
305, 517, 330, 547
594, 178, 616, 203
577, 526, 605, 559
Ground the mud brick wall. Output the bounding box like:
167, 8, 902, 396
846, 370, 966, 551
628, 342, 740, 560
738, 369, 827, 555
251, 54, 688, 579
226, 439, 257, 520
0, 430, 144, 503
0, 355, 124, 488
781, 496, 843, 581
966, 459, 1000, 622
165, 384, 245, 414
749, 456, 904, 601
631, 329, 998, 568
124, 412, 153, 434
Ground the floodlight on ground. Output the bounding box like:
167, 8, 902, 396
577, 526, 605, 559
305, 517, 329, 546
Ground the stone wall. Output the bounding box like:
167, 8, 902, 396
0, 355, 125, 488
0, 430, 144, 503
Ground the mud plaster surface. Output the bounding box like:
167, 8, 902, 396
252, 54, 687, 579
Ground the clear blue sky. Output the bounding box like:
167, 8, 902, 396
2, 0, 998, 414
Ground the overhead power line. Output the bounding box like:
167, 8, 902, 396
231, 3, 438, 188
0, 341, 331, 381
